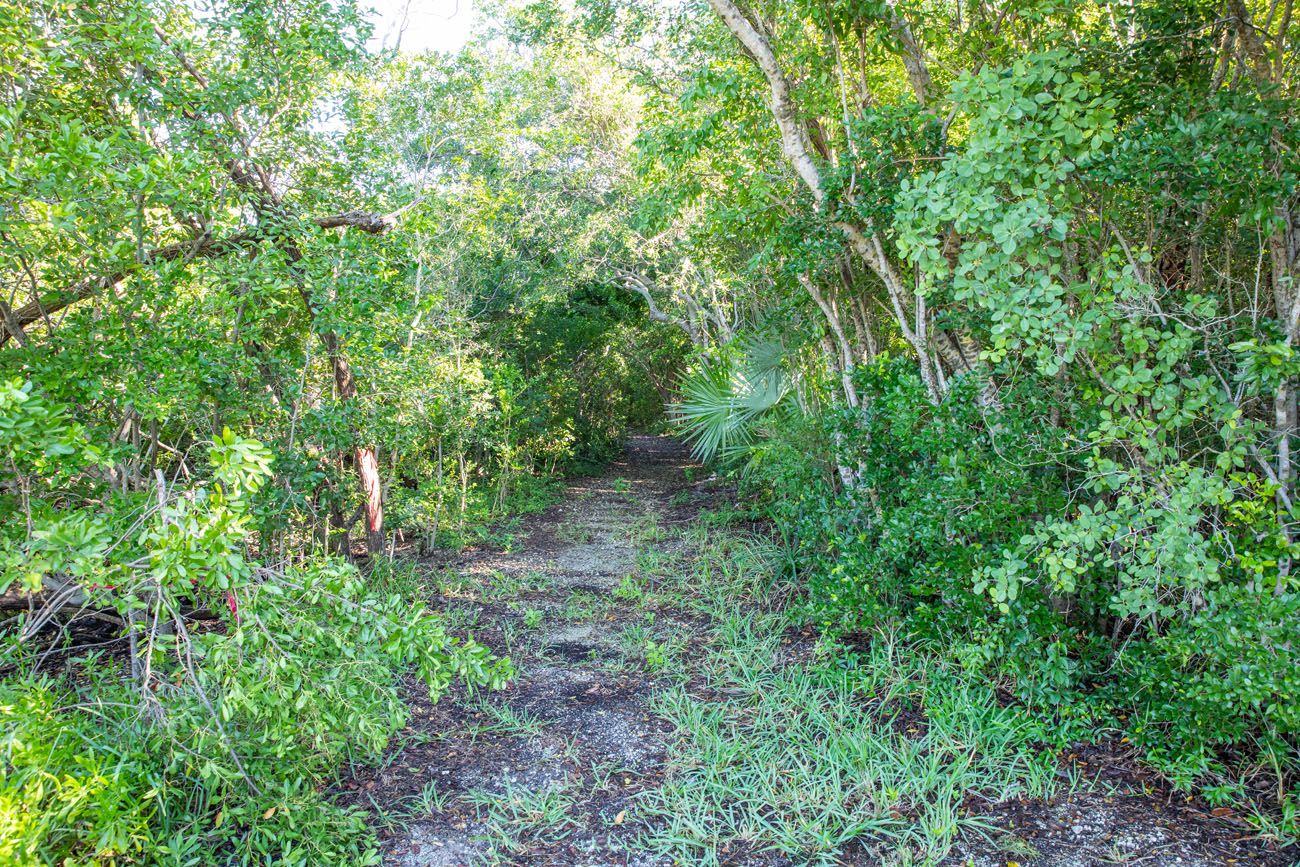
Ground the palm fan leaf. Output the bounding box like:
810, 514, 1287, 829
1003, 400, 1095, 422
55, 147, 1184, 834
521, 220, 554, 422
671, 336, 792, 463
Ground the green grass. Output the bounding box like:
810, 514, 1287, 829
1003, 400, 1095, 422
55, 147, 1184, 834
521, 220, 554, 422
560, 589, 611, 621
656, 526, 783, 616
640, 619, 1059, 865
435, 567, 477, 597
473, 700, 547, 738
365, 557, 432, 597
467, 517, 523, 552
482, 568, 551, 600
633, 547, 671, 577
464, 778, 578, 855
409, 779, 452, 814
384, 501, 1074, 867
617, 621, 686, 673
613, 573, 647, 602
434, 567, 551, 606
555, 521, 595, 544
626, 511, 665, 543
436, 603, 483, 631
632, 531, 1060, 866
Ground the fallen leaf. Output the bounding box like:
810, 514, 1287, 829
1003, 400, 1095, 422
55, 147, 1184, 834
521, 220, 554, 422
261, 807, 276, 820
1211, 807, 1234, 818
614, 810, 626, 825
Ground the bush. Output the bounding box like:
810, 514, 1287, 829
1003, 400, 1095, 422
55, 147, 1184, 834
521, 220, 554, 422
737, 357, 1300, 837
0, 405, 511, 864
745, 359, 1067, 638
1115, 586, 1300, 782
1, 555, 511, 866
0, 677, 158, 865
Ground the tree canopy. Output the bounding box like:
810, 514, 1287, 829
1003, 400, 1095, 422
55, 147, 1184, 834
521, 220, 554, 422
2, 0, 1298, 862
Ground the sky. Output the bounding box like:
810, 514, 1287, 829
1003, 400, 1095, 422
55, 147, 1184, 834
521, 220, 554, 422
366, 0, 479, 54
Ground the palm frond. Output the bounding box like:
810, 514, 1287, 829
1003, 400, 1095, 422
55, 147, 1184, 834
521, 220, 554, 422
672, 362, 754, 461
671, 336, 793, 464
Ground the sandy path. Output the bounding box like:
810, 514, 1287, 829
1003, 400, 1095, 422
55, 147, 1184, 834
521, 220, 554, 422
340, 436, 1294, 867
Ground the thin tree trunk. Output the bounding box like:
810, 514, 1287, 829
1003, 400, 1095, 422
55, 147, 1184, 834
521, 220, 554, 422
707, 0, 976, 405
320, 329, 384, 554
458, 451, 469, 536
800, 273, 859, 408
428, 438, 444, 552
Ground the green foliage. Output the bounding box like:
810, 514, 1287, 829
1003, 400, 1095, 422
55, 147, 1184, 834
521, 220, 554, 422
7, 0, 1300, 855
0, 678, 157, 866
641, 562, 1058, 866
1114, 586, 1300, 785
672, 338, 792, 463
0, 384, 508, 863
598, 4, 1300, 835
1, 558, 510, 866
749, 361, 1067, 636
0, 8, 674, 853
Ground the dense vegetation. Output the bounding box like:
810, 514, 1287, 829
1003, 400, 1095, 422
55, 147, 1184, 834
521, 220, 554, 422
1, 0, 1297, 862
0, 1, 671, 862
537, 0, 1300, 839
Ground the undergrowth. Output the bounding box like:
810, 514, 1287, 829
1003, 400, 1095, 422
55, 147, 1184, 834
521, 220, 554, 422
0, 560, 512, 866
738, 375, 1300, 843
633, 522, 1061, 866
0, 434, 512, 865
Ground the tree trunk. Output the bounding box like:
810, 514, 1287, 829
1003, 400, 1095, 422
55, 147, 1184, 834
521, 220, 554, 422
800, 273, 859, 408
707, 0, 980, 405
355, 445, 384, 554
320, 328, 384, 554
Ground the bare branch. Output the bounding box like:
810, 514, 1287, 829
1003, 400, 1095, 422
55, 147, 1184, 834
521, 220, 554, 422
610, 266, 704, 346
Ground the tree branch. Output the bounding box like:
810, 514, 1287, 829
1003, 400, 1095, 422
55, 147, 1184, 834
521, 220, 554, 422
707, 0, 827, 205
610, 266, 704, 346
0, 206, 416, 346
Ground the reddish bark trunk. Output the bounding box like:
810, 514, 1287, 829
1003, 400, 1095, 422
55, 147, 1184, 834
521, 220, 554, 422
321, 330, 384, 555
355, 445, 384, 554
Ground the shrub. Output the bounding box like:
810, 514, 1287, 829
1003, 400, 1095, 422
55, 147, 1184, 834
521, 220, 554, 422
738, 357, 1299, 835
0, 400, 511, 864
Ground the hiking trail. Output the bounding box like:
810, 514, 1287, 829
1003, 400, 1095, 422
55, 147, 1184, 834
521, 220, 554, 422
340, 436, 1293, 867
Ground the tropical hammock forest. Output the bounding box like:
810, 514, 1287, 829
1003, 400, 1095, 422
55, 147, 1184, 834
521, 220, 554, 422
2, 0, 1298, 864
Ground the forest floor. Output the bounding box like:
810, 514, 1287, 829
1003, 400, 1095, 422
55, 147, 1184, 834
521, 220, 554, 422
338, 436, 1297, 867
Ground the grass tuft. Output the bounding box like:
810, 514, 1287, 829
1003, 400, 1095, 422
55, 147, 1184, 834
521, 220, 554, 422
637, 535, 1057, 866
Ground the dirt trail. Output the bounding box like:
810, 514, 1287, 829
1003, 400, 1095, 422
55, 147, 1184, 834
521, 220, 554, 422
341, 436, 1295, 867
343, 436, 699, 866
